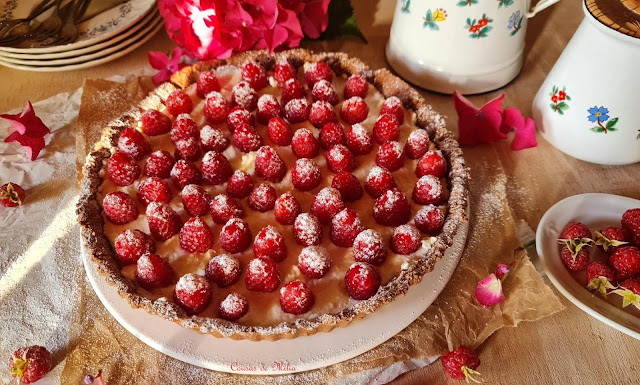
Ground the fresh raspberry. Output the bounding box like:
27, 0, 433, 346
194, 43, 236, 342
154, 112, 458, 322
560, 222, 591, 240
618, 277, 640, 295
107, 152, 140, 187
376, 141, 405, 172
174, 137, 202, 162
210, 194, 244, 225
353, 229, 387, 265
298, 246, 331, 278
118, 127, 151, 160
345, 262, 380, 300
560, 246, 590, 272
595, 226, 628, 254
365, 166, 396, 198
610, 246, 640, 281
248, 184, 277, 212
232, 81, 258, 111
170, 159, 202, 189
136, 253, 175, 289
414, 205, 445, 235
412, 175, 445, 205
201, 151, 233, 185
254, 226, 287, 262
226, 106, 255, 133
331, 208, 364, 247
374, 188, 411, 226
9, 345, 51, 384
392, 224, 422, 254
311, 187, 345, 225
319, 122, 346, 149
146, 202, 182, 241
255, 145, 287, 182
180, 217, 215, 253
0, 183, 25, 207
340, 96, 369, 125
331, 172, 363, 202
291, 128, 320, 158
274, 61, 296, 86
441, 346, 481, 382
166, 90, 194, 116
218, 292, 249, 321
241, 61, 268, 90
275, 193, 302, 225
114, 229, 155, 266
141, 109, 171, 136
257, 94, 282, 124
196, 71, 221, 98
346, 123, 374, 155
284, 98, 311, 124
622, 209, 640, 246
304, 61, 332, 86
204, 91, 230, 124
174, 273, 212, 315
280, 280, 315, 314
227, 170, 254, 198
311, 79, 339, 105
220, 218, 252, 253
144, 150, 174, 178
246, 256, 281, 292
181, 184, 211, 217
309, 100, 337, 128
405, 129, 430, 159
380, 96, 405, 124
103, 191, 138, 225
294, 213, 323, 246
170, 116, 199, 144
586, 261, 616, 295
267, 117, 293, 146
233, 123, 263, 152
205, 254, 241, 288
416, 150, 447, 177
344, 74, 368, 99
200, 125, 230, 152
292, 158, 321, 191
137, 177, 171, 205
326, 144, 355, 173
281, 78, 306, 105
373, 114, 400, 144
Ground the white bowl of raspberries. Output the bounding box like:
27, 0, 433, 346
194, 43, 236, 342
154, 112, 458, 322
536, 193, 640, 339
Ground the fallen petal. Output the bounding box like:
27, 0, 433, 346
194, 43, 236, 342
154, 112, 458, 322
454, 91, 507, 146
511, 117, 538, 151
500, 107, 525, 135
474, 273, 504, 306
4, 131, 46, 161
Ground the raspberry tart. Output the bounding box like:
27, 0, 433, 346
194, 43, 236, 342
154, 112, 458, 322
78, 49, 469, 341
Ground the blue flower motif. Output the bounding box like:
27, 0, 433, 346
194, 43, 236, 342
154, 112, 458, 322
587, 106, 610, 122
508, 11, 521, 30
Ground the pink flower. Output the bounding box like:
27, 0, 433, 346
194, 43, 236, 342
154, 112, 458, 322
2, 101, 50, 161
454, 91, 507, 146
148, 47, 186, 86
474, 273, 504, 306
281, 0, 331, 39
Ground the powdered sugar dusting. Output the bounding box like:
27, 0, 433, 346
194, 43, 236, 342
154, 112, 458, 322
176, 273, 209, 293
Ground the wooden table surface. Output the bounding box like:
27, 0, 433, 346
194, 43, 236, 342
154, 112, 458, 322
1, 0, 639, 383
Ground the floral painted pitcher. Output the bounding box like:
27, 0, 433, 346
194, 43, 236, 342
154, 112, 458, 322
386, 0, 561, 94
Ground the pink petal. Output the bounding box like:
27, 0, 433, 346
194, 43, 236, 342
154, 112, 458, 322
454, 91, 506, 146
477, 94, 507, 143
148, 51, 169, 71
4, 131, 46, 160
1, 101, 50, 138
500, 107, 525, 135
474, 273, 504, 306
495, 260, 516, 279
511, 118, 538, 151
300, 0, 331, 39
169, 47, 184, 70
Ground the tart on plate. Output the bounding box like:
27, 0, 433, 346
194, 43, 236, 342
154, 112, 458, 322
77, 49, 469, 341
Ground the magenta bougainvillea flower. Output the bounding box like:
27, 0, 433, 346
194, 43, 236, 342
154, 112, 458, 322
148, 46, 187, 86
2, 101, 50, 161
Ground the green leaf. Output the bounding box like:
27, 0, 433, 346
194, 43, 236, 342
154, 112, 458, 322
565, 95, 571, 101
458, 0, 468, 6
552, 85, 558, 94
510, 30, 517, 36
550, 103, 556, 110
606, 117, 618, 128
426, 10, 433, 20
430, 23, 440, 31
557, 102, 567, 108
318, 0, 366, 43
636, 133, 640, 140
517, 16, 523, 29
608, 127, 618, 132
466, 17, 471, 25
561, 104, 569, 110
482, 26, 492, 35
558, 109, 564, 115
469, 33, 479, 38
590, 126, 605, 133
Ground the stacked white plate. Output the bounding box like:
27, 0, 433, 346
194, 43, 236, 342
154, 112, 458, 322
0, 0, 162, 72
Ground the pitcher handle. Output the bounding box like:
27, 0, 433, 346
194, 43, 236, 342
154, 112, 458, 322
527, 0, 562, 18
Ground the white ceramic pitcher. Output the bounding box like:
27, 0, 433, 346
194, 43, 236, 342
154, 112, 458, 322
386, 0, 561, 94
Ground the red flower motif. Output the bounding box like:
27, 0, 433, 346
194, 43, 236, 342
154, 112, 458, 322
469, 25, 480, 33
551, 94, 558, 103
558, 90, 566, 101
478, 18, 489, 27
2, 101, 50, 161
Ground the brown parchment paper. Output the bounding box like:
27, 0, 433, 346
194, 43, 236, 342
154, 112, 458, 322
63, 78, 564, 384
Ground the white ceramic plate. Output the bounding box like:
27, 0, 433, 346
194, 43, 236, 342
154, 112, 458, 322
0, 0, 156, 53
536, 193, 640, 339
0, 20, 162, 71
81, 221, 468, 375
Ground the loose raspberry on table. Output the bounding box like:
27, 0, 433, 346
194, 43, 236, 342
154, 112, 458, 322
103, 191, 138, 225
141, 109, 171, 136
292, 158, 321, 191
312, 79, 339, 106
373, 114, 400, 144
246, 256, 281, 292
376, 141, 405, 172
560, 246, 590, 272
144, 150, 174, 178
380, 96, 405, 124
304, 61, 333, 86
353, 229, 387, 265
280, 280, 315, 314
281, 78, 306, 105
331, 172, 363, 202
210, 194, 244, 225
170, 159, 202, 189
180, 217, 215, 253
181, 184, 211, 217
267, 117, 293, 146
232, 81, 258, 111
298, 246, 331, 279
255, 145, 287, 182
204, 91, 230, 124
294, 213, 323, 246
291, 128, 320, 158
226, 106, 255, 133
206, 254, 241, 288
365, 166, 396, 198
241, 61, 268, 90
174, 137, 202, 162
622, 208, 640, 246
166, 90, 194, 116
345, 262, 380, 300
309, 100, 338, 128
319, 122, 346, 149
9, 345, 52, 384
107, 152, 140, 187
200, 125, 230, 153
441, 346, 481, 382
137, 177, 171, 206
136, 253, 175, 289
201, 151, 233, 185
374, 188, 411, 226
344, 74, 369, 99
340, 96, 369, 125
227, 170, 254, 198
220, 218, 252, 254
196, 71, 221, 98
331, 208, 364, 247
275, 193, 302, 225
248, 184, 277, 212
254, 226, 287, 262
392, 224, 422, 254
311, 187, 345, 225
412, 175, 445, 205
218, 292, 249, 321
610, 246, 640, 281
414, 205, 445, 235
174, 273, 212, 314
0, 182, 25, 207
146, 202, 182, 241
284, 98, 311, 124
346, 123, 374, 155
233, 123, 263, 152
117, 127, 151, 160
114, 229, 155, 266
257, 94, 282, 124
274, 61, 296, 86
416, 150, 447, 178
405, 129, 430, 159
326, 144, 355, 173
